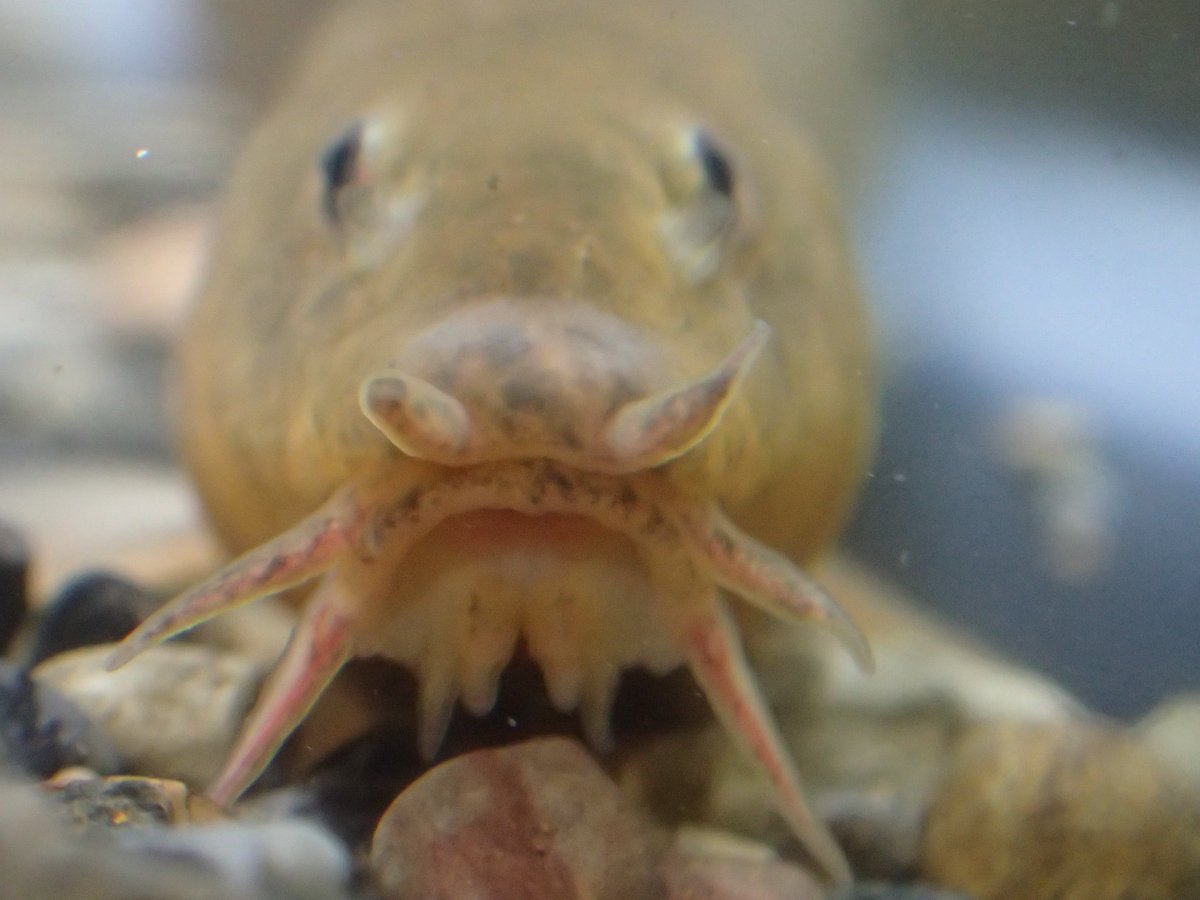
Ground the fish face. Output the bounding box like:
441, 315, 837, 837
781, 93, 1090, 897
156, 3, 876, 886
304, 96, 768, 471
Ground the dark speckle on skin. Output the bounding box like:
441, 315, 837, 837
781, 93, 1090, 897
483, 330, 533, 369
495, 411, 518, 438
259, 553, 288, 582
431, 363, 457, 391
712, 526, 735, 557
381, 487, 421, 530
561, 323, 607, 350
543, 467, 573, 497
558, 425, 582, 450
502, 378, 548, 414
467, 592, 482, 638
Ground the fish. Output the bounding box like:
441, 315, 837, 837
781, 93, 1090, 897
106, 0, 877, 884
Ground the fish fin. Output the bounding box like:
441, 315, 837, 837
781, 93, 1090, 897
682, 506, 873, 673
105, 486, 361, 672
673, 590, 853, 886
208, 574, 355, 806
602, 320, 769, 469
360, 372, 471, 461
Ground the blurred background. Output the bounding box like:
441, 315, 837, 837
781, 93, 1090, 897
0, 0, 1196, 720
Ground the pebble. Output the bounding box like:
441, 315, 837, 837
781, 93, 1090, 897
0, 775, 236, 900
619, 559, 1200, 896
0, 774, 349, 900
1136, 692, 1200, 790
0, 659, 121, 777
659, 850, 823, 899
34, 642, 264, 788
53, 774, 191, 829
659, 828, 824, 899
919, 720, 1200, 899
370, 736, 667, 900
26, 570, 160, 667
0, 520, 30, 653
247, 727, 425, 853
117, 818, 354, 900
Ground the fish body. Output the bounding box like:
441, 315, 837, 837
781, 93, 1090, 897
111, 0, 876, 884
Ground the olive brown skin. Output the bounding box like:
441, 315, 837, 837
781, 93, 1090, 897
111, 0, 876, 885
179, 0, 873, 560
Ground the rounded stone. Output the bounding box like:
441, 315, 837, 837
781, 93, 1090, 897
26, 571, 160, 667
0, 660, 121, 777
0, 521, 29, 653
34, 642, 264, 789
920, 721, 1200, 899
370, 736, 665, 900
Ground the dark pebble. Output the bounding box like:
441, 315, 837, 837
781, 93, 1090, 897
262, 728, 425, 854
117, 819, 354, 899
0, 660, 122, 778
26, 571, 160, 667
0, 521, 30, 653
57, 776, 179, 830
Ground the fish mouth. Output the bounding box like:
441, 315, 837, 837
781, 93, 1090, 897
105, 455, 869, 885
422, 508, 614, 545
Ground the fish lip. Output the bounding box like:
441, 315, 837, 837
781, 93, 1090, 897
356, 456, 680, 563
409, 506, 628, 547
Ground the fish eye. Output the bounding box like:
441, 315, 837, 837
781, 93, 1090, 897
659, 125, 740, 282
320, 121, 365, 224
315, 114, 423, 266
693, 129, 734, 199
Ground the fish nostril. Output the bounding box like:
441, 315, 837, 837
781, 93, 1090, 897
602, 320, 770, 469
501, 378, 551, 415
360, 372, 472, 461
479, 329, 534, 370
384, 299, 682, 467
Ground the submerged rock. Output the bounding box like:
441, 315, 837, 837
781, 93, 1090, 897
0, 775, 264, 900
617, 559, 1200, 896
246, 726, 425, 854
0, 659, 121, 777
26, 570, 160, 667
370, 737, 667, 900
1136, 692, 1200, 791
0, 520, 29, 653
34, 642, 263, 788
117, 818, 354, 900
52, 774, 195, 829
919, 720, 1200, 899
0, 774, 350, 899
659, 852, 823, 899
659, 828, 825, 899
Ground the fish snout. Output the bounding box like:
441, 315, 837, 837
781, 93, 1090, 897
359, 300, 768, 473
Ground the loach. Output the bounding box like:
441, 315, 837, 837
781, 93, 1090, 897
107, 0, 877, 885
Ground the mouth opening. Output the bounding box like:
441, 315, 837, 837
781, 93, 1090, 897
426, 507, 624, 552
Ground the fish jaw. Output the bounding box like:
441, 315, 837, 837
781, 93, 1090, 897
106, 457, 866, 885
